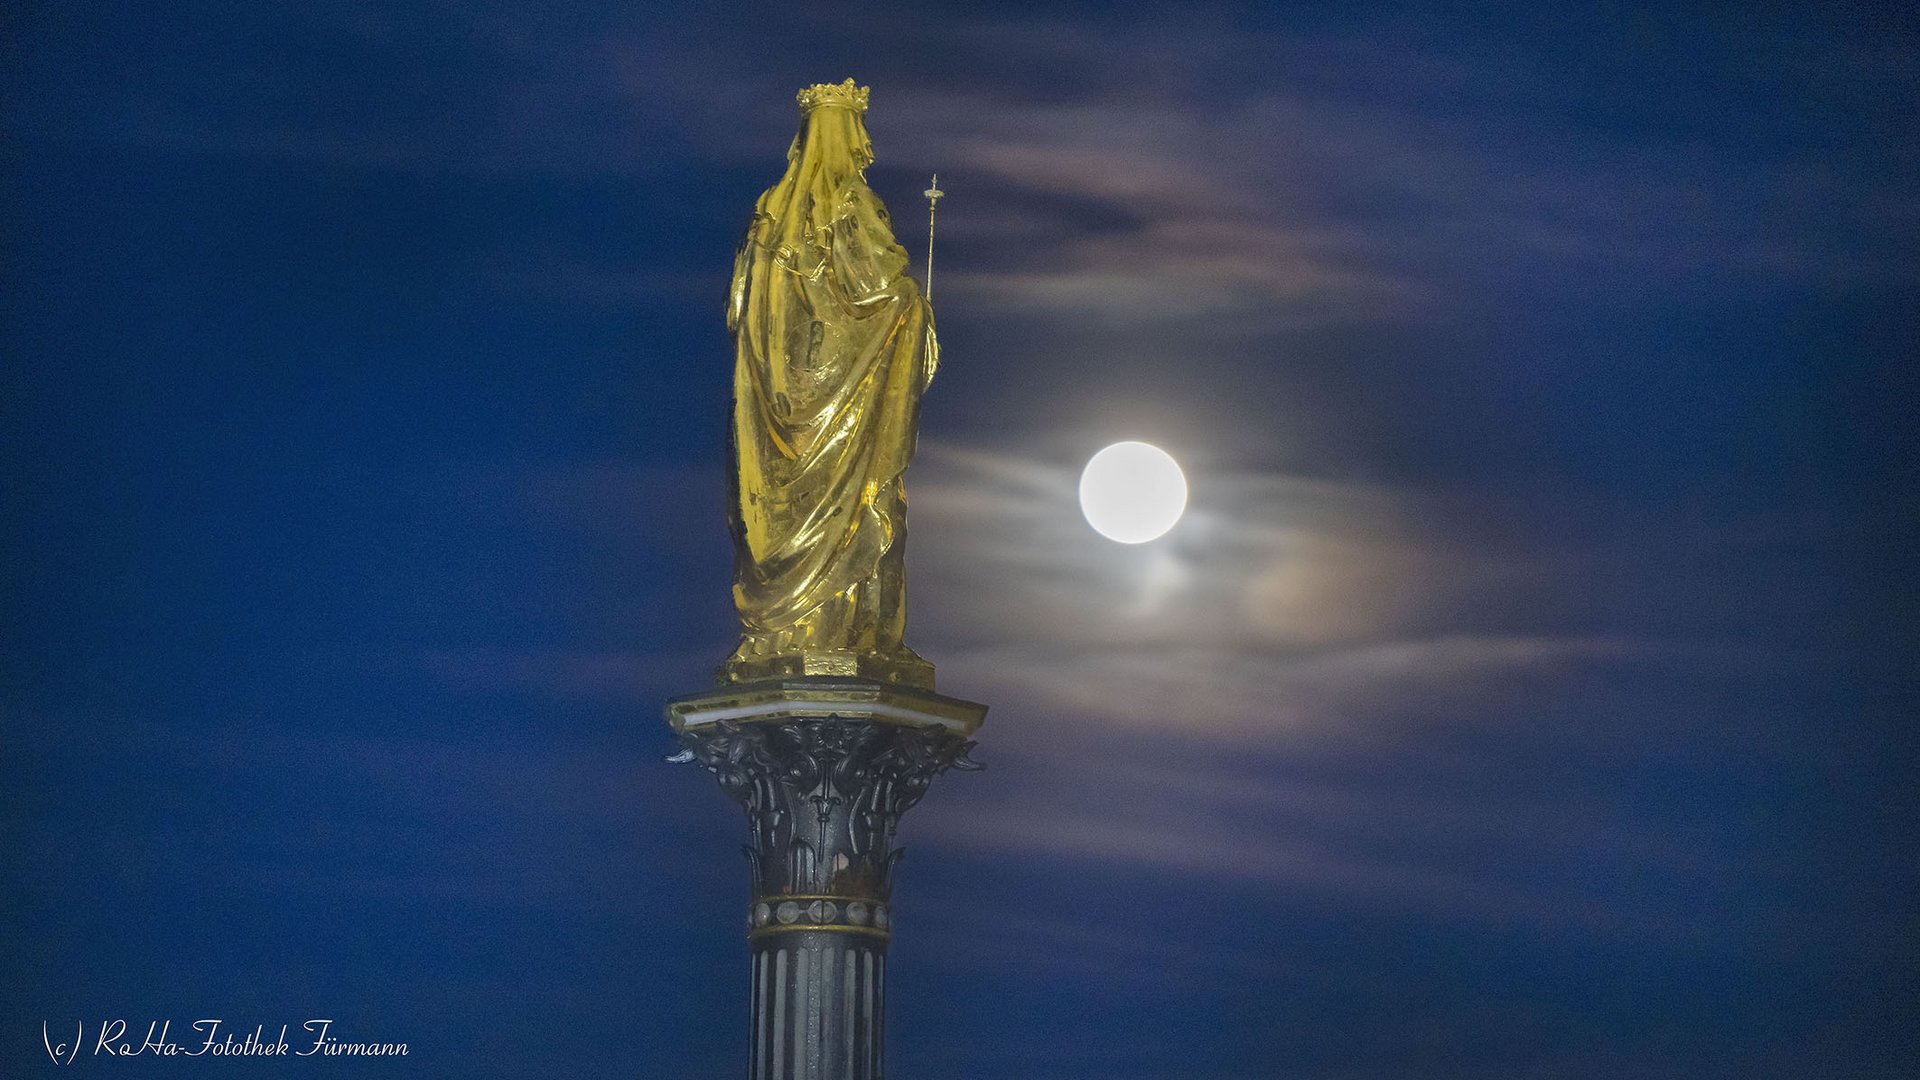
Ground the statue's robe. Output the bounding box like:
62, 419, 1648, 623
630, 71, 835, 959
724, 100, 936, 681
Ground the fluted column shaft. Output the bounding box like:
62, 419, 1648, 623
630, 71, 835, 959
749, 930, 886, 1080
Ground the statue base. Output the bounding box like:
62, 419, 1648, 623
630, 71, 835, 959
668, 676, 984, 736
665, 677, 984, 1080
717, 649, 937, 691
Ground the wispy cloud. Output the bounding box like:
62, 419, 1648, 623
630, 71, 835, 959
416, 441, 1808, 746
69, 6, 1910, 326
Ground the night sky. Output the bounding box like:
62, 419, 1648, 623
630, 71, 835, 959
4, 2, 1916, 1077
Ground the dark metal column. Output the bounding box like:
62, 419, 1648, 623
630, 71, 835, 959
670, 688, 981, 1080
748, 926, 886, 1080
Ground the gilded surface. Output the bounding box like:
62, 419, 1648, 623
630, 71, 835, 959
722, 80, 937, 688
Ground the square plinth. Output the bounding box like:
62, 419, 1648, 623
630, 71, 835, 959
665, 677, 987, 736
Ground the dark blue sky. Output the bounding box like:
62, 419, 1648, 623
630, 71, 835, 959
3, 2, 1915, 1077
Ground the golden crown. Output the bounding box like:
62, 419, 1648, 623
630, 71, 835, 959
797, 79, 870, 114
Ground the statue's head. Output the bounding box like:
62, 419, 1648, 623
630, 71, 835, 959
791, 79, 874, 175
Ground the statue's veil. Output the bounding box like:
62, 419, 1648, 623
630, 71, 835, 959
751, 104, 876, 258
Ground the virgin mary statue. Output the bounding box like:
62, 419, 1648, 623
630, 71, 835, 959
721, 80, 937, 689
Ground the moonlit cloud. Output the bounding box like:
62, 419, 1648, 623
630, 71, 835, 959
909, 441, 1540, 653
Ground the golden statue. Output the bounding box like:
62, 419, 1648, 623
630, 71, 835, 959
722, 80, 938, 689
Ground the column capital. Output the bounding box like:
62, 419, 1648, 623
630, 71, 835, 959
667, 680, 983, 904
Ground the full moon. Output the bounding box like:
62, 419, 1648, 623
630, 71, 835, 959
1079, 441, 1188, 544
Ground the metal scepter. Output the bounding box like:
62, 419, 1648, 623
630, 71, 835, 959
923, 173, 944, 301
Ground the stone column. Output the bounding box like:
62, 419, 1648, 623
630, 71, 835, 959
668, 678, 985, 1080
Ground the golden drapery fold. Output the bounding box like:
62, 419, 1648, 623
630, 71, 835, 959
722, 82, 937, 688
